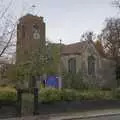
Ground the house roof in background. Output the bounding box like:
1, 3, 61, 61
0, 57, 10, 64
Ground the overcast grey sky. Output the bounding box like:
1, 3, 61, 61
2, 0, 119, 44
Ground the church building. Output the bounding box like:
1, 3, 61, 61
61, 40, 116, 88
16, 14, 116, 88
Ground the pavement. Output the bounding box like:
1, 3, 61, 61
1, 109, 120, 120
79, 114, 120, 120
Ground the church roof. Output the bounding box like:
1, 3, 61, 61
61, 40, 109, 59
61, 41, 88, 55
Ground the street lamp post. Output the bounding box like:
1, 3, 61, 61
59, 39, 62, 89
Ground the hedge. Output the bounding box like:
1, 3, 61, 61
38, 88, 116, 103
0, 87, 17, 101
39, 88, 62, 103
0, 87, 120, 103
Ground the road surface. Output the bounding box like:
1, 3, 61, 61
1, 109, 120, 120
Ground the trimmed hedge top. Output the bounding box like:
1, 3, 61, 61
0, 87, 17, 101
0, 87, 120, 103
38, 88, 116, 103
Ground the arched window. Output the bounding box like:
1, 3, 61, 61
68, 58, 76, 73
88, 56, 95, 76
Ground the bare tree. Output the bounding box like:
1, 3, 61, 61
0, 0, 39, 59
80, 31, 95, 42
112, 0, 120, 9
0, 0, 13, 19
101, 18, 120, 59
100, 18, 120, 84
0, 0, 16, 59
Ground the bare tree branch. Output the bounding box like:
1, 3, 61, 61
0, 0, 13, 19
101, 18, 120, 61
0, 24, 16, 57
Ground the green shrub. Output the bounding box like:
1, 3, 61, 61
62, 71, 86, 89
0, 87, 17, 101
103, 91, 114, 100
39, 88, 61, 103
39, 88, 80, 103
61, 89, 79, 101
112, 87, 120, 99
79, 90, 113, 100
38, 88, 114, 103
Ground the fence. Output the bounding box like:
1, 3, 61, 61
1, 87, 120, 119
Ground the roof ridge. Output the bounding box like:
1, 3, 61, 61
61, 41, 89, 55
65, 40, 88, 46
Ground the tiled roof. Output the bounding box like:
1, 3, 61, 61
61, 41, 88, 55
61, 40, 112, 60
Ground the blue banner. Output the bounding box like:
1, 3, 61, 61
46, 76, 59, 88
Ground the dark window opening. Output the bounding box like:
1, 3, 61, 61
68, 58, 76, 73
88, 56, 95, 76
33, 24, 39, 29
21, 24, 25, 38
33, 24, 39, 32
